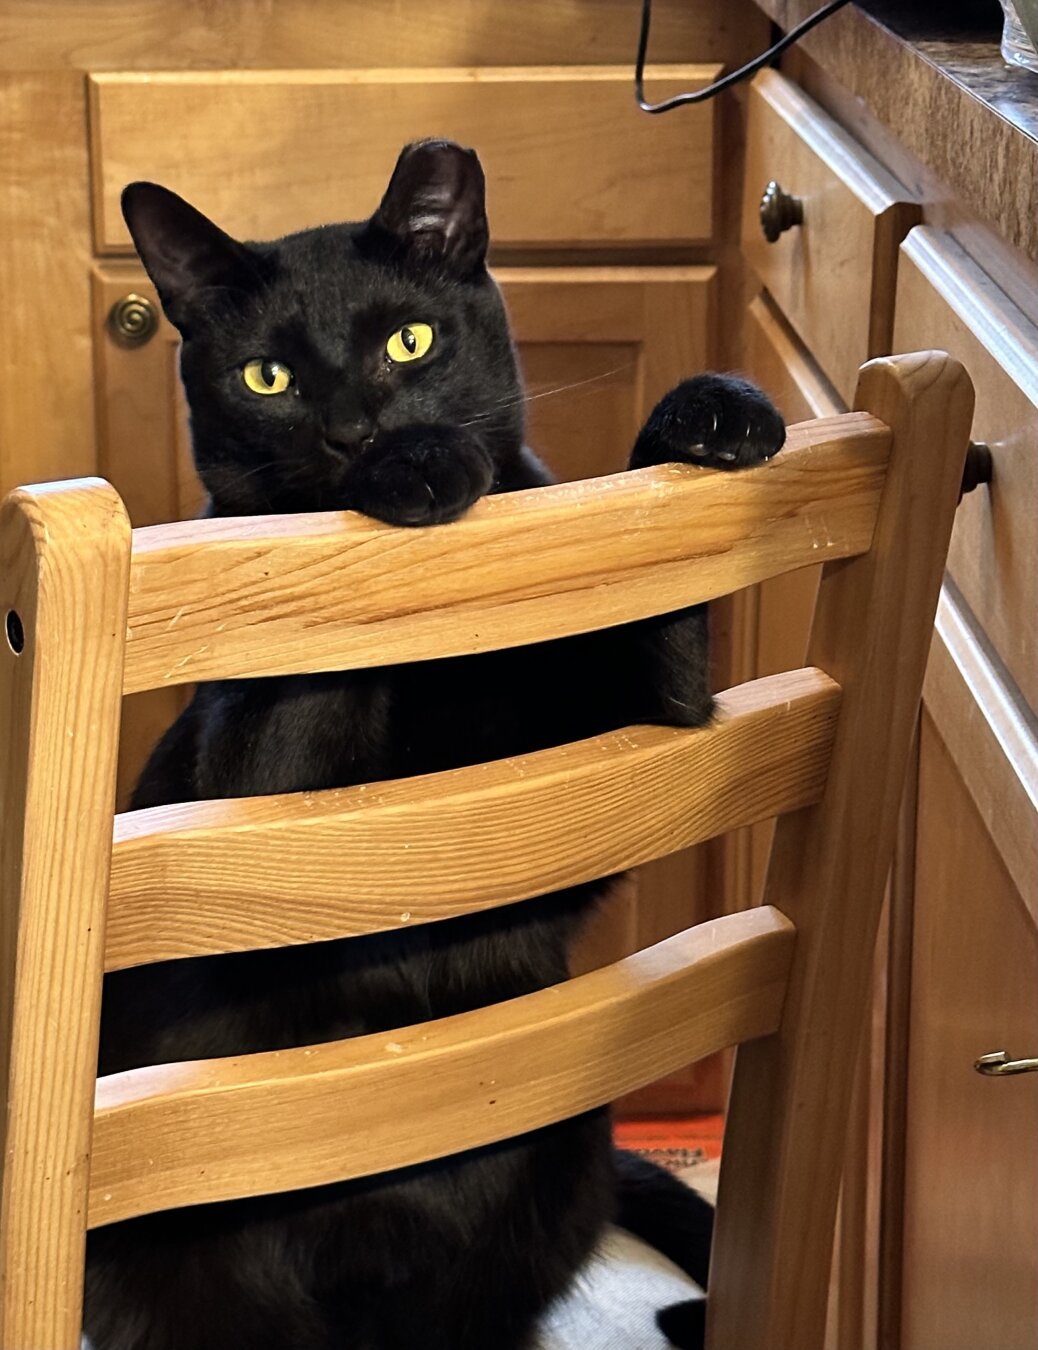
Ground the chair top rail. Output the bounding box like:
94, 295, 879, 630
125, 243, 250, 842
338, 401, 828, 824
105, 667, 839, 971
90, 905, 795, 1228
122, 412, 889, 693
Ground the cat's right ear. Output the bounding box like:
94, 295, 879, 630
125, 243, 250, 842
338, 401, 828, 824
361, 140, 489, 278
121, 182, 264, 334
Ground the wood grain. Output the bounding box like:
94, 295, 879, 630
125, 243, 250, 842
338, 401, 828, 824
0, 73, 97, 496
503, 266, 714, 483
105, 669, 839, 970
89, 66, 719, 253
0, 481, 130, 1348
923, 586, 1038, 925
901, 712, 1038, 1350
89, 906, 795, 1228
707, 352, 974, 1350
894, 227, 1038, 713
741, 70, 920, 404
0, 0, 765, 71
120, 413, 891, 694
740, 293, 838, 903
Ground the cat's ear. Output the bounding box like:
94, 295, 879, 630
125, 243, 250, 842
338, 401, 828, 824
121, 182, 264, 333
363, 140, 489, 277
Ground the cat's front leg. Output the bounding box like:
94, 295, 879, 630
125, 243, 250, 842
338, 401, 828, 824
630, 373, 785, 472
345, 424, 494, 526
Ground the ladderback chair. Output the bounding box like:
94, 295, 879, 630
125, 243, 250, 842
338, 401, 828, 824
0, 352, 974, 1349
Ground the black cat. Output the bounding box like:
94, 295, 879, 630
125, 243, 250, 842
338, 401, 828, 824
85, 140, 784, 1350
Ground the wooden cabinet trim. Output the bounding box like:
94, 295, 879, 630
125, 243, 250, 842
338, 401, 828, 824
0, 0, 767, 72
741, 70, 920, 404
924, 586, 1038, 929
89, 66, 719, 254
895, 227, 1038, 712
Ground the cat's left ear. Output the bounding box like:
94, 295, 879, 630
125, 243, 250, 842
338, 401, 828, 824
121, 181, 265, 334
363, 140, 489, 277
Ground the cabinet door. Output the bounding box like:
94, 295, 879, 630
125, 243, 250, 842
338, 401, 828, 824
902, 696, 1037, 1350
93, 263, 724, 1109
892, 229, 1038, 1347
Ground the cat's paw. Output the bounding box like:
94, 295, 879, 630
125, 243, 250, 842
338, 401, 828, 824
630, 374, 785, 472
346, 428, 494, 526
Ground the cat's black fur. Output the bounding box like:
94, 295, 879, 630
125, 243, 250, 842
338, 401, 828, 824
85, 141, 784, 1350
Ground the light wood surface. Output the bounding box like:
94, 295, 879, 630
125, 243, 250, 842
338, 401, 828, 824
923, 587, 1038, 925
0, 73, 97, 496
901, 712, 1038, 1350
0, 482, 131, 1350
740, 292, 837, 903
0, 0, 765, 71
90, 66, 719, 253
89, 906, 795, 1229
504, 266, 715, 483
121, 414, 890, 694
894, 226, 1038, 712
741, 70, 920, 404
105, 669, 839, 970
707, 352, 974, 1350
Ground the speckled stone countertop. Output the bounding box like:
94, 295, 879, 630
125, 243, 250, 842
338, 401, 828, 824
752, 1, 1038, 261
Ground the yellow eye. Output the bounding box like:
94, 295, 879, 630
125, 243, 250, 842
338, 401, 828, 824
242, 359, 294, 395
386, 323, 434, 364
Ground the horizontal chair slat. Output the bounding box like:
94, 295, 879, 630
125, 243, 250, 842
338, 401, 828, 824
123, 414, 889, 693
90, 905, 795, 1227
106, 668, 839, 971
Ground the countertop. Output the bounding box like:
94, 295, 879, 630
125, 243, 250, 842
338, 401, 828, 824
751, 0, 1038, 261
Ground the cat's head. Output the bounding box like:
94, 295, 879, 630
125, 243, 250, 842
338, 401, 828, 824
122, 141, 523, 514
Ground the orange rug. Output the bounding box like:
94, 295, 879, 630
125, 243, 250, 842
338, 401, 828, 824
615, 1113, 723, 1174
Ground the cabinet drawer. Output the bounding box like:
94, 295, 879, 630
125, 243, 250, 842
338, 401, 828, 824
89, 66, 718, 253
741, 70, 919, 404
894, 227, 1038, 714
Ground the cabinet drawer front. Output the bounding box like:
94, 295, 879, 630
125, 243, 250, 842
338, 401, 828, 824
741, 70, 918, 404
894, 227, 1038, 713
89, 67, 718, 253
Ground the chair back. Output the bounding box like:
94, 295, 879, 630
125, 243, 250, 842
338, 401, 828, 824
0, 352, 974, 1349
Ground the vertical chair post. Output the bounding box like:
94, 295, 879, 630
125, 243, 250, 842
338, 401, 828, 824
706, 353, 974, 1349
0, 481, 130, 1348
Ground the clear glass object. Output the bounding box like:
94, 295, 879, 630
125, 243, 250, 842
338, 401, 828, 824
999, 1, 1038, 74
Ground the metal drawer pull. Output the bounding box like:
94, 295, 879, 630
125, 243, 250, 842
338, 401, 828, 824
974, 1050, 1038, 1076
759, 180, 804, 243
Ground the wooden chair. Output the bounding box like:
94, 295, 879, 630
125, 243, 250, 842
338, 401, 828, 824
0, 352, 974, 1349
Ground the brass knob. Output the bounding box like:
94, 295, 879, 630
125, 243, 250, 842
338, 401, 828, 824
107, 293, 159, 348
759, 180, 804, 243
974, 1050, 1038, 1076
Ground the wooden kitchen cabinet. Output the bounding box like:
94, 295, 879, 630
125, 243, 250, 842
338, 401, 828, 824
737, 57, 1038, 1350
741, 70, 920, 405
891, 231, 1038, 1349
900, 711, 1037, 1350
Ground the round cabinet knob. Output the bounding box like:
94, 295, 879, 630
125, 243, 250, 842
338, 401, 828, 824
107, 293, 159, 348
959, 441, 994, 500
759, 180, 804, 243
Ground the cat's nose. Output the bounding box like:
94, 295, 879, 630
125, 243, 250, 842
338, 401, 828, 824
323, 417, 375, 457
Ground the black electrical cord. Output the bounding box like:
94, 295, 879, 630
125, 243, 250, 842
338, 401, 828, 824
635, 0, 852, 112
